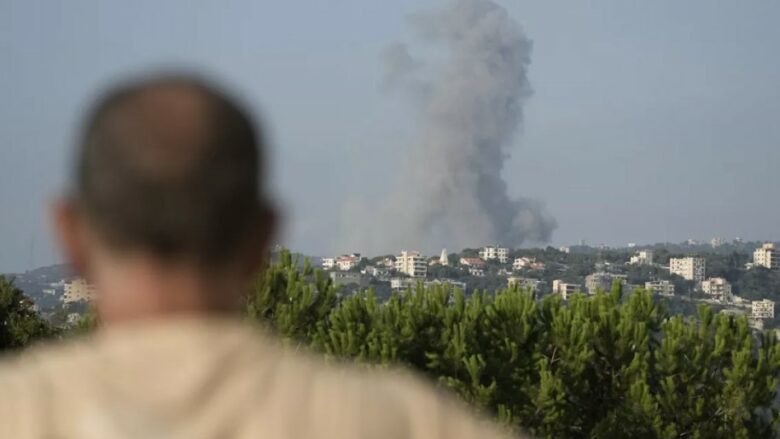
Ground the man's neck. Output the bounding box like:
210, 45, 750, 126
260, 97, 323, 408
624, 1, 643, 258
88, 254, 245, 326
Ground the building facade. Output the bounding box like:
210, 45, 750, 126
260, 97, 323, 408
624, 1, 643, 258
645, 280, 675, 296
459, 257, 486, 268
629, 250, 654, 266
700, 277, 732, 301
336, 254, 362, 271
513, 257, 532, 270
396, 251, 427, 278
552, 280, 580, 301
63, 278, 96, 304
585, 272, 614, 295
669, 257, 706, 281
321, 258, 335, 270
468, 268, 485, 277
752, 299, 775, 319
479, 246, 509, 264
753, 243, 779, 270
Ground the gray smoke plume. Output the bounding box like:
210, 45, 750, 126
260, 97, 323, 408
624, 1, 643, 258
345, 0, 556, 254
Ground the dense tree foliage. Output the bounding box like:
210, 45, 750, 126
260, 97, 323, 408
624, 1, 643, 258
248, 251, 780, 438
6, 249, 780, 437
0, 275, 55, 350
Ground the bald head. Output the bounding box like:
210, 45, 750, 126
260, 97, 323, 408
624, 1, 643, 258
73, 75, 273, 267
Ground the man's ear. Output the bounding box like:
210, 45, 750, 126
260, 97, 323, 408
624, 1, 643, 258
51, 198, 89, 277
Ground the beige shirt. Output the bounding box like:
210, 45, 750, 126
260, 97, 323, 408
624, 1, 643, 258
0, 318, 517, 439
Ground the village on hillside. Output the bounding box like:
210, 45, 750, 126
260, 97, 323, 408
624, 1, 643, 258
9, 239, 780, 332
319, 239, 780, 332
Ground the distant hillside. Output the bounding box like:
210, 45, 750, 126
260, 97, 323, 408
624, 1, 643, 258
3, 264, 76, 318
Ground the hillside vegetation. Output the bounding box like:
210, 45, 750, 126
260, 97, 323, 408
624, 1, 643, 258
248, 251, 780, 438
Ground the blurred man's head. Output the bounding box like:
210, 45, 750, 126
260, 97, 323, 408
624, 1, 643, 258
54, 74, 276, 320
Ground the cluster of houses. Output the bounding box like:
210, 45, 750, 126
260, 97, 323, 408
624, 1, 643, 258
551, 245, 778, 330
320, 242, 779, 330
321, 246, 548, 292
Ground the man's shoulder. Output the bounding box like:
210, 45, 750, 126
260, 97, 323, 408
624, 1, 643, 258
0, 336, 94, 378
270, 355, 516, 439
0, 321, 519, 438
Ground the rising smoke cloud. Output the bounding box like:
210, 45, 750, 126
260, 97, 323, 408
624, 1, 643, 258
345, 0, 556, 254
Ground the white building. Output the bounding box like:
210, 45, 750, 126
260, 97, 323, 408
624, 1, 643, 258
321, 258, 336, 270
322, 254, 362, 271
753, 243, 779, 270
585, 271, 626, 296
669, 257, 706, 281
479, 246, 509, 264
512, 257, 533, 270
585, 273, 628, 295
645, 280, 675, 296
711, 237, 725, 248
700, 277, 732, 302
752, 299, 775, 319
336, 254, 362, 271
552, 280, 580, 301
459, 257, 486, 268
396, 251, 427, 278
63, 278, 96, 303
629, 250, 654, 266
379, 257, 396, 268
468, 268, 485, 277
391, 277, 417, 291
585, 272, 614, 295
363, 266, 390, 279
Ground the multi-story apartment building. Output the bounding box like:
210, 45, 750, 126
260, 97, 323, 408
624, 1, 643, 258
479, 246, 509, 264
321, 258, 336, 270
753, 243, 779, 270
629, 250, 654, 266
669, 257, 706, 281
552, 280, 580, 301
752, 299, 775, 319
396, 251, 427, 278
585, 272, 613, 295
700, 277, 732, 302
584, 272, 627, 295
645, 280, 675, 296
468, 267, 485, 277
63, 278, 96, 304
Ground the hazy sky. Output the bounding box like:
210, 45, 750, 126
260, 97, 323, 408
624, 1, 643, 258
1, 0, 779, 273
